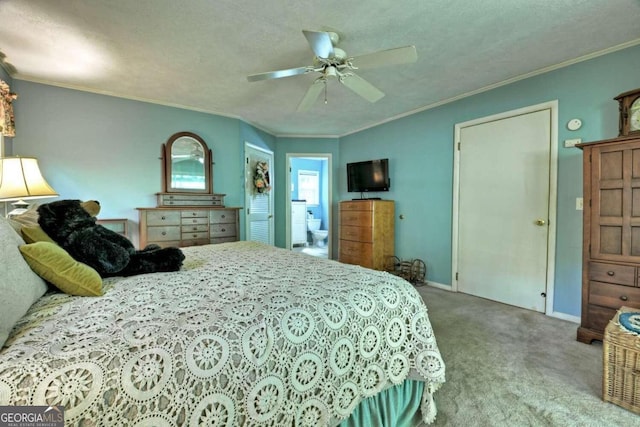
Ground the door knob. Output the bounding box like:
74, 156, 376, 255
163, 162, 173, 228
535, 219, 546, 226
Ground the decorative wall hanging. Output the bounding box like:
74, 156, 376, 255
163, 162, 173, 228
0, 80, 17, 137
254, 161, 271, 194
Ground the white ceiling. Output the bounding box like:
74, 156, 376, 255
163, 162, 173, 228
1, 0, 639, 137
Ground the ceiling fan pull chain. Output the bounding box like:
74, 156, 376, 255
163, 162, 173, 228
324, 81, 328, 105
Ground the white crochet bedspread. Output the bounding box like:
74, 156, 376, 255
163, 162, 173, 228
0, 241, 445, 426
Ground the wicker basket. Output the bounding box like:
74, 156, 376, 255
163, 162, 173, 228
603, 306, 640, 414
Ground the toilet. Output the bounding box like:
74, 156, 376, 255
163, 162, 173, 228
307, 218, 328, 247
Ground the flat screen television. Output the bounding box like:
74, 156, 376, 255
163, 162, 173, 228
347, 158, 390, 193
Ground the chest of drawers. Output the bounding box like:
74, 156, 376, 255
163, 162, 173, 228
138, 207, 240, 249
338, 200, 394, 270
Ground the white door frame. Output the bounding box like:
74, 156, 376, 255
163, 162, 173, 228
285, 153, 333, 259
451, 100, 558, 317
244, 142, 274, 245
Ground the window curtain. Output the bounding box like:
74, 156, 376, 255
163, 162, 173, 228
0, 80, 17, 137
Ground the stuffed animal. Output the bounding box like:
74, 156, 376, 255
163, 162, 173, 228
37, 199, 185, 277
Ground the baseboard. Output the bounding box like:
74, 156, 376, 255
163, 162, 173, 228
425, 281, 452, 291
548, 310, 580, 324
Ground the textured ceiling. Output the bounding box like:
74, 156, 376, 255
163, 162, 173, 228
1, 0, 639, 137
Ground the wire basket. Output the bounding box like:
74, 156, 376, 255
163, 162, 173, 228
385, 256, 427, 286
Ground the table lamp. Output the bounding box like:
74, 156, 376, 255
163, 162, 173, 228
0, 157, 59, 217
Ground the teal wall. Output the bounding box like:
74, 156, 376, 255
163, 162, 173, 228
12, 82, 245, 245
6, 44, 640, 317
340, 44, 640, 316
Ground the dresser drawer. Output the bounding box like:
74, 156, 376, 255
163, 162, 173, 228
181, 210, 209, 219
589, 262, 636, 286
180, 238, 210, 247
584, 304, 617, 333
147, 240, 181, 249
210, 223, 236, 238
340, 210, 372, 227
340, 201, 373, 211
210, 209, 237, 223
589, 281, 640, 309
181, 224, 209, 233
147, 226, 180, 241
145, 210, 181, 226
158, 193, 224, 207
340, 225, 373, 242
339, 240, 373, 268
181, 216, 209, 226
182, 231, 209, 240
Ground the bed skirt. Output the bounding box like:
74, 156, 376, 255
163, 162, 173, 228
339, 380, 433, 426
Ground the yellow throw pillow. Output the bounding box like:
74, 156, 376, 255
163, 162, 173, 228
21, 225, 56, 244
19, 242, 103, 297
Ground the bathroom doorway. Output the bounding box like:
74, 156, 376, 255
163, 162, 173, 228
285, 153, 332, 259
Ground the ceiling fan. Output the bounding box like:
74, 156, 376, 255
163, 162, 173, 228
247, 30, 417, 111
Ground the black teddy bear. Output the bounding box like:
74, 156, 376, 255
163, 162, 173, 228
38, 199, 185, 277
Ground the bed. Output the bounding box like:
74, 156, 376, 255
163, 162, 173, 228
0, 216, 445, 426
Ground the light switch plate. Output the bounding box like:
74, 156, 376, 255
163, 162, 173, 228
565, 138, 582, 148
576, 197, 583, 210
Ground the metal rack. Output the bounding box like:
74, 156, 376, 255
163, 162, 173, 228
385, 256, 427, 286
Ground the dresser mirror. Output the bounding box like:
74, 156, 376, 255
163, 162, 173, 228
162, 132, 212, 194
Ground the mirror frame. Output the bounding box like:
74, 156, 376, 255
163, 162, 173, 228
162, 132, 213, 194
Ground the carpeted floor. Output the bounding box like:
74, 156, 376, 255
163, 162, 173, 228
416, 286, 639, 427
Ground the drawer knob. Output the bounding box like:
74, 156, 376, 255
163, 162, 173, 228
221, 228, 226, 232
192, 227, 197, 231
161, 216, 166, 220
621, 295, 629, 301
607, 271, 615, 276
221, 214, 226, 218
192, 212, 197, 216
192, 219, 197, 223
161, 232, 166, 236
193, 234, 198, 238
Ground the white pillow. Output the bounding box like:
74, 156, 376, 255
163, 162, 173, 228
0, 216, 48, 348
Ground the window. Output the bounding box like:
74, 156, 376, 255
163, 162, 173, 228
298, 170, 319, 206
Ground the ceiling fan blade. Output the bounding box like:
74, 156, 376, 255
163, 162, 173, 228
303, 30, 335, 59
351, 45, 417, 69
247, 66, 310, 82
297, 79, 325, 112
340, 73, 385, 103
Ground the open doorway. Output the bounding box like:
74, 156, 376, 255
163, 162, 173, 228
285, 153, 332, 259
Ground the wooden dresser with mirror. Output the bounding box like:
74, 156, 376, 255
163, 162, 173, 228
138, 132, 240, 249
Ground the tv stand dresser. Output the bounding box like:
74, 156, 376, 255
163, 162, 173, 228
338, 199, 394, 271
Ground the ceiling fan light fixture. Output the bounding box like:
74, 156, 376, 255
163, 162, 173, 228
333, 47, 346, 61
325, 66, 338, 78
328, 32, 339, 46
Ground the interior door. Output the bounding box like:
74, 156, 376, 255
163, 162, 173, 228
456, 108, 552, 312
245, 143, 274, 245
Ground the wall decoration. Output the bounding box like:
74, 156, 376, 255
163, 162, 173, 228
254, 161, 271, 194
0, 80, 17, 137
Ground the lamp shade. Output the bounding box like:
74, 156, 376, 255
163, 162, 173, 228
0, 157, 59, 201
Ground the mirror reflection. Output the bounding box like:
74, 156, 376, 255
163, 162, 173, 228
162, 132, 212, 194
171, 137, 206, 190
